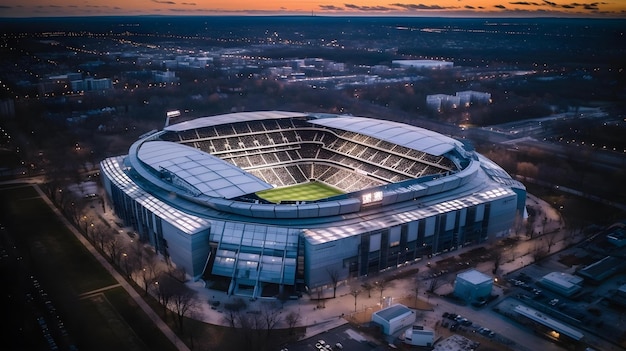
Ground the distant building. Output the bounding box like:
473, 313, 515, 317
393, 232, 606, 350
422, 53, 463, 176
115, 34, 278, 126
538, 272, 582, 296
371, 304, 416, 335
153, 70, 178, 83
426, 94, 461, 111
392, 60, 453, 69
404, 325, 434, 347
606, 223, 626, 247
456, 90, 492, 107
427, 90, 491, 111
71, 78, 113, 92
577, 256, 626, 284
453, 269, 493, 302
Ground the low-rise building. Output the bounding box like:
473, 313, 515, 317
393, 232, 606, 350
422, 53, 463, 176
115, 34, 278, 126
454, 269, 493, 303
538, 272, 582, 296
371, 304, 416, 336
404, 325, 434, 347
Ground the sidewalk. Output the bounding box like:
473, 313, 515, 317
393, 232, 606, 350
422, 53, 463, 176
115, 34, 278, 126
88, 182, 573, 344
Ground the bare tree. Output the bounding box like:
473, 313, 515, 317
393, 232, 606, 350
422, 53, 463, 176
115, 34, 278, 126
315, 287, 326, 308
140, 254, 160, 295
428, 276, 446, 294
327, 268, 340, 298
531, 245, 548, 264
546, 231, 559, 253
361, 281, 374, 298
412, 281, 420, 308
101, 231, 120, 264
525, 218, 535, 239
259, 302, 282, 339
92, 223, 110, 252
285, 310, 301, 335
153, 273, 178, 318
492, 250, 502, 275
170, 284, 198, 332
349, 287, 360, 312
375, 280, 390, 299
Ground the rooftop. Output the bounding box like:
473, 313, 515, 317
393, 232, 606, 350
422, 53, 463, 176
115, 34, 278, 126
372, 304, 413, 322
457, 269, 493, 285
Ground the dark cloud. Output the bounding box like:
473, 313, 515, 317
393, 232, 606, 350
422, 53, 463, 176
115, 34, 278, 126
390, 3, 458, 10
319, 5, 344, 11
0, 5, 12, 9
494, 4, 507, 8
509, 1, 541, 5
181, 2, 197, 5
464, 5, 475, 9
152, 0, 176, 4
543, 0, 557, 6
344, 3, 394, 11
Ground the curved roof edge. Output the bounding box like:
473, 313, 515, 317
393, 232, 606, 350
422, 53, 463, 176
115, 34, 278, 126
309, 115, 462, 156
137, 140, 272, 199
164, 110, 307, 132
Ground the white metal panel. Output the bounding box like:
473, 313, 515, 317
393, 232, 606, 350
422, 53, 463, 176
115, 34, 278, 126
370, 233, 381, 252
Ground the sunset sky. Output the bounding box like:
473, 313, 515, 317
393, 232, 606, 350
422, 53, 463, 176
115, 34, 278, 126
0, 0, 624, 18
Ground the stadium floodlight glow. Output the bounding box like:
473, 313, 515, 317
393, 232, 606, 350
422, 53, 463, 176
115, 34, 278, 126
166, 110, 181, 118
362, 190, 383, 204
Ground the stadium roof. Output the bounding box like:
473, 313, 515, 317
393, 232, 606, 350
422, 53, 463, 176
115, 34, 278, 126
310, 116, 461, 156
137, 141, 272, 199
164, 110, 306, 132
100, 156, 211, 234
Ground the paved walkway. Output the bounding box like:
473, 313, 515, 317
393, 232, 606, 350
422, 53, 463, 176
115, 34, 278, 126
59, 176, 591, 350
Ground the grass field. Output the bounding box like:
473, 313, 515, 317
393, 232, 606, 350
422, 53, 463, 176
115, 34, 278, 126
0, 185, 176, 351
256, 181, 344, 203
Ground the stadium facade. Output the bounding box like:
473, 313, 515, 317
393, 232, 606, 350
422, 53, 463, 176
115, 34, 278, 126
100, 111, 525, 297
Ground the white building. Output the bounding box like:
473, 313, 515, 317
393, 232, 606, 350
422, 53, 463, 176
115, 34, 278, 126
426, 94, 461, 111
538, 272, 583, 297
372, 304, 416, 335
454, 269, 493, 302
456, 90, 492, 107
392, 60, 453, 69
404, 326, 435, 347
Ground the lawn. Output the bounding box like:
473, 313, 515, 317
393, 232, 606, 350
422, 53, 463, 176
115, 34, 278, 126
256, 181, 344, 203
0, 184, 176, 351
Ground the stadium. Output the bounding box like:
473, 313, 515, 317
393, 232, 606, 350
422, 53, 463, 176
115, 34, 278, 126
100, 110, 526, 297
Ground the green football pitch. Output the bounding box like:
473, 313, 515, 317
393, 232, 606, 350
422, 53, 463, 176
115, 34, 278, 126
256, 181, 344, 203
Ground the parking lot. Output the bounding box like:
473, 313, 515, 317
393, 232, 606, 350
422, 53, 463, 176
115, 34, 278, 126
284, 324, 389, 351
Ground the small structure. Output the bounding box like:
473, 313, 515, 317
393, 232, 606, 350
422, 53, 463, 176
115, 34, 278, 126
404, 325, 434, 347
453, 269, 493, 303
392, 59, 453, 69
538, 272, 582, 297
371, 304, 416, 336
514, 305, 584, 343
606, 225, 626, 247
577, 256, 626, 284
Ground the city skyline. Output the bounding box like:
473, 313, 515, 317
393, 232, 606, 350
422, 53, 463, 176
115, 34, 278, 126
1, 0, 625, 18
